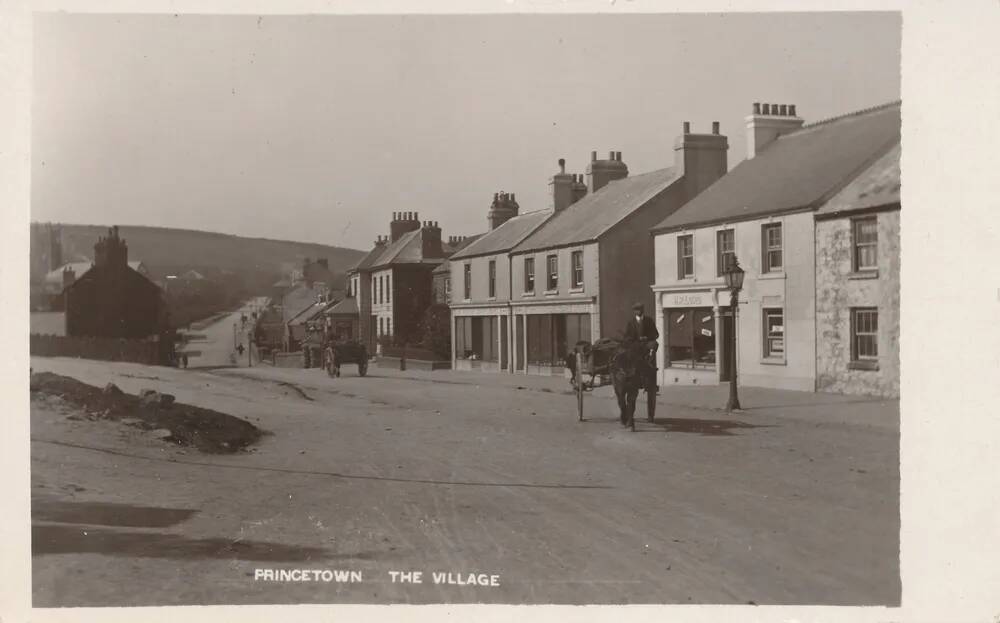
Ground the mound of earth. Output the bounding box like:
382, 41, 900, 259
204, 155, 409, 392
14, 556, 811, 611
30, 372, 263, 453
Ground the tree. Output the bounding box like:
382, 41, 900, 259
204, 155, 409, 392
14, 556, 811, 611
419, 303, 451, 360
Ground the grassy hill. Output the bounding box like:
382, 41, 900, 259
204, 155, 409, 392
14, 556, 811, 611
40, 223, 365, 283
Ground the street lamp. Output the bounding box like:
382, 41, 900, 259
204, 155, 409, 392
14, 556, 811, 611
723, 256, 745, 412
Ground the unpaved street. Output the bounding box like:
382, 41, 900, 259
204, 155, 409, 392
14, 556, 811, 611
30, 355, 899, 607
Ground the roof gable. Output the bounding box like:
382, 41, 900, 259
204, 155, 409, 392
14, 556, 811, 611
654, 101, 901, 232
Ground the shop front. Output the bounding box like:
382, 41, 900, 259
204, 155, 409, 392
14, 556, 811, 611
654, 287, 727, 386
510, 298, 598, 376
452, 305, 510, 373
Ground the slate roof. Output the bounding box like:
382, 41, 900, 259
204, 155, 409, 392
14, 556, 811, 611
324, 296, 359, 316
816, 142, 901, 217
653, 101, 902, 233
44, 261, 93, 286
451, 210, 553, 260
512, 167, 680, 254
350, 244, 390, 272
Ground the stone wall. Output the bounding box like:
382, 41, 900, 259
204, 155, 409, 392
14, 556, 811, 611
815, 210, 900, 398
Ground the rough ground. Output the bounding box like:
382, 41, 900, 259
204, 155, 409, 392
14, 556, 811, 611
31, 371, 263, 453
29, 355, 900, 607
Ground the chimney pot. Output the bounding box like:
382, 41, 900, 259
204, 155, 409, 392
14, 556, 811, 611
712, 121, 720, 134
789, 104, 797, 116
493, 192, 499, 201
762, 103, 770, 115
609, 150, 615, 160
510, 193, 515, 202
753, 102, 761, 114
558, 158, 566, 173
683, 121, 690, 134
615, 151, 622, 161
591, 151, 597, 162
779, 104, 788, 116
415, 212, 419, 221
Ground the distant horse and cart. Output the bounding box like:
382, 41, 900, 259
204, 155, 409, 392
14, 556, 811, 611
565, 337, 659, 431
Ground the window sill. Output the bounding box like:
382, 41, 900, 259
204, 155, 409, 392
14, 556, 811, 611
760, 357, 787, 366
759, 271, 786, 280
486, 297, 497, 302
544, 290, 559, 296
569, 287, 585, 294
522, 291, 536, 297
848, 360, 879, 371
462, 298, 471, 303
849, 270, 879, 280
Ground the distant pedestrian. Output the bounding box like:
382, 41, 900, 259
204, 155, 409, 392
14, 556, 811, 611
182, 353, 189, 369
237, 343, 245, 356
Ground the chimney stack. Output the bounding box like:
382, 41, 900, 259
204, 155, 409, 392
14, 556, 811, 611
550, 157, 576, 213
674, 122, 729, 198
586, 150, 628, 193
745, 101, 804, 159
488, 189, 520, 230
389, 210, 422, 242
420, 219, 443, 259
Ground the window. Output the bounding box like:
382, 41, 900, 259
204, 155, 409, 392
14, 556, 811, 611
378, 276, 384, 304
378, 317, 383, 336
386, 274, 391, 305
667, 308, 715, 369
571, 250, 584, 288
677, 235, 694, 279
717, 229, 735, 276
546, 255, 558, 291
762, 224, 782, 273
488, 260, 497, 298
851, 308, 878, 364
853, 217, 878, 271
763, 308, 784, 358
444, 277, 451, 297
524, 257, 535, 292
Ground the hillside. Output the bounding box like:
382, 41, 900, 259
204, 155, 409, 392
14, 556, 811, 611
37, 223, 365, 282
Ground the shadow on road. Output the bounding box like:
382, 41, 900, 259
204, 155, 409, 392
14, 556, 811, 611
32, 524, 339, 562
33, 499, 198, 529
579, 415, 768, 436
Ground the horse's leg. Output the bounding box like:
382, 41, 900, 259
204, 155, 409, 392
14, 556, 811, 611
625, 389, 636, 431
646, 374, 657, 423
616, 385, 628, 426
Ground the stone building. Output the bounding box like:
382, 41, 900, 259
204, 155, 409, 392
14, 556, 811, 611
507, 123, 729, 375
431, 235, 480, 305
650, 101, 900, 395
63, 226, 169, 340
449, 196, 552, 372
814, 143, 900, 397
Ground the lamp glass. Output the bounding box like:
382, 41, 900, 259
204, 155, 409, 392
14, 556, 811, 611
724, 258, 745, 291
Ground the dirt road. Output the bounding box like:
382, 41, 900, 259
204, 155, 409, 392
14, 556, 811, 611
29, 356, 899, 606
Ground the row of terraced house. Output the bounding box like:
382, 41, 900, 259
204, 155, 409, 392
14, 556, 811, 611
344, 100, 901, 398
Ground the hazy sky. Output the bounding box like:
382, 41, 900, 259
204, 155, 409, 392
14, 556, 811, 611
32, 12, 901, 249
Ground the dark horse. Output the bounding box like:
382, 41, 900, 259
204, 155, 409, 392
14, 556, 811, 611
610, 339, 658, 431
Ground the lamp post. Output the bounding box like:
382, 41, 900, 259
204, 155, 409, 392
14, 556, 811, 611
723, 256, 745, 412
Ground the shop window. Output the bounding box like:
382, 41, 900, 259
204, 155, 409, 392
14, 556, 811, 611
851, 307, 878, 367
853, 217, 878, 271
463, 264, 471, 300
571, 251, 584, 288
546, 255, 558, 291
763, 308, 784, 358
488, 260, 497, 298
762, 223, 783, 272
667, 308, 715, 369
524, 257, 535, 293
677, 235, 694, 279
717, 229, 735, 276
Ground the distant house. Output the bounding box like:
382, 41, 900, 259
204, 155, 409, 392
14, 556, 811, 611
507, 125, 729, 375
348, 212, 457, 352
322, 296, 360, 341
63, 226, 169, 340
650, 101, 900, 395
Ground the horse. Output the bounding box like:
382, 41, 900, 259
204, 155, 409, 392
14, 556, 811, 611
609, 339, 659, 431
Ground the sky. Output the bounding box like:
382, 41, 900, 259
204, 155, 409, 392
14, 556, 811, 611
31, 12, 901, 250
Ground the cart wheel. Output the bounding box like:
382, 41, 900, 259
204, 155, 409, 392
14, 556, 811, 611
575, 351, 584, 421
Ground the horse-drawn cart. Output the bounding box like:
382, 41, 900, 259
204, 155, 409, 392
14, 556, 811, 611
567, 338, 619, 421
324, 339, 369, 378
566, 338, 658, 430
